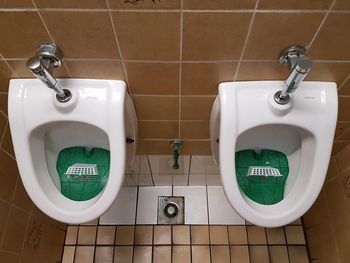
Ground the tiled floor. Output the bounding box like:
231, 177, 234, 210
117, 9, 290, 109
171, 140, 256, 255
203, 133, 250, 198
62, 186, 310, 262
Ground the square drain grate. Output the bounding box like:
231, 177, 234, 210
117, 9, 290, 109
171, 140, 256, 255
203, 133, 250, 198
158, 196, 184, 224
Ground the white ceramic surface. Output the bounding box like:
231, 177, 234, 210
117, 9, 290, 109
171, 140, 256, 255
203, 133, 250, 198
8, 79, 137, 224
210, 81, 337, 227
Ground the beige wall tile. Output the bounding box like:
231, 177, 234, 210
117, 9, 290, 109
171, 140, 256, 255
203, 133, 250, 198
153, 225, 171, 245
77, 226, 97, 245
183, 0, 256, 9
258, 0, 332, 9
181, 97, 215, 120
95, 246, 114, 263
41, 11, 119, 59
0, 0, 33, 7
269, 246, 289, 263
243, 12, 323, 60
126, 62, 180, 95
230, 246, 249, 262
192, 246, 210, 263
288, 246, 309, 263
75, 246, 94, 263
236, 61, 288, 81
181, 62, 236, 95
109, 0, 181, 9
114, 246, 133, 263
191, 226, 209, 244
0, 11, 51, 58
0, 149, 19, 202
153, 246, 171, 263
228, 226, 247, 245
249, 246, 269, 263
247, 226, 267, 244
115, 226, 134, 245
135, 225, 153, 245
133, 246, 152, 263
209, 226, 229, 245
180, 121, 209, 139
134, 96, 179, 120
1, 207, 29, 253
96, 226, 116, 245
0, 60, 16, 92
183, 12, 252, 60
35, 0, 107, 8
173, 225, 190, 245
139, 121, 179, 139
112, 11, 180, 60
173, 246, 191, 263
66, 60, 125, 80
309, 13, 350, 60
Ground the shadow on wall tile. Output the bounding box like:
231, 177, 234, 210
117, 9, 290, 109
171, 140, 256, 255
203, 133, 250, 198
40, 11, 120, 59
1, 124, 15, 158
306, 62, 350, 86
183, 0, 256, 9
0, 60, 17, 92
112, 11, 180, 60
243, 12, 323, 60
0, 11, 51, 58
35, 0, 107, 8
309, 13, 350, 60
182, 12, 252, 60
257, 0, 332, 9
0, 149, 19, 202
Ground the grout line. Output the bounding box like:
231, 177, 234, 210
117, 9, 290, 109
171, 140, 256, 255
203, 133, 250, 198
264, 228, 271, 262
0, 55, 19, 77
338, 73, 350, 91
105, 0, 132, 96
308, 0, 336, 49
31, 0, 55, 43
178, 0, 184, 139
0, 121, 8, 147
301, 217, 312, 262
233, 0, 260, 81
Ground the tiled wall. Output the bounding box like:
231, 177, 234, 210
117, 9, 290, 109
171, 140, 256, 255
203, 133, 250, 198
0, 0, 350, 154
0, 107, 65, 261
304, 144, 350, 262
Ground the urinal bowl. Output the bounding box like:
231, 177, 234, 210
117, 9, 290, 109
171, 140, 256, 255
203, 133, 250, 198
9, 79, 137, 224
210, 81, 337, 227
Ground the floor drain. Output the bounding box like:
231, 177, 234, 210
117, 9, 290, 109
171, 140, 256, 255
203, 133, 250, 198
158, 196, 184, 224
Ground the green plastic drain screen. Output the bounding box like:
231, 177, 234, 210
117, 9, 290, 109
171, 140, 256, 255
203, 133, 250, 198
235, 149, 289, 205
56, 147, 110, 201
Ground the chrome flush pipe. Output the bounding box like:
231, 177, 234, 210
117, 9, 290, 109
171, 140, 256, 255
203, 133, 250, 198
274, 45, 313, 105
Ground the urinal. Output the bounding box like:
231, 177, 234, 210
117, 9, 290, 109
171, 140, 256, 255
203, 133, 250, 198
210, 81, 337, 227
8, 79, 137, 224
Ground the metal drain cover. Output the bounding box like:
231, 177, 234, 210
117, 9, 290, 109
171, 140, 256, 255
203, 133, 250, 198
158, 196, 184, 224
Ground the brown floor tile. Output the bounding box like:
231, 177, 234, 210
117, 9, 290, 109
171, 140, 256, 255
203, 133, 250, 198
114, 246, 133, 263
77, 226, 97, 245
96, 226, 116, 245
191, 226, 210, 244
266, 227, 286, 244
133, 246, 152, 263
173, 225, 190, 244
172, 246, 191, 263
153, 246, 171, 263
81, 219, 99, 226
228, 226, 248, 245
134, 226, 153, 245
247, 226, 267, 244
230, 246, 250, 263
153, 225, 171, 245
95, 246, 114, 263
210, 226, 229, 245
285, 226, 306, 244
269, 246, 289, 263
249, 246, 269, 263
115, 226, 134, 245
211, 246, 230, 263
288, 246, 309, 263
65, 226, 78, 245
62, 246, 75, 263
74, 246, 94, 263
192, 245, 211, 263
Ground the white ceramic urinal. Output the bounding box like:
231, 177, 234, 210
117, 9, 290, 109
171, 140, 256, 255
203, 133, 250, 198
210, 81, 337, 227
9, 79, 137, 224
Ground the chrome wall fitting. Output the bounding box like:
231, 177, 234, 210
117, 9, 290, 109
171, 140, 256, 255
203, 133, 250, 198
27, 43, 72, 103
274, 45, 313, 105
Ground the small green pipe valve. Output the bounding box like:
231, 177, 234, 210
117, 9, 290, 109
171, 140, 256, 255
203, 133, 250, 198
170, 140, 183, 170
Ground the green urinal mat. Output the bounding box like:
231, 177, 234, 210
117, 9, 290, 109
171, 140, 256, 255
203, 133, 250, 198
235, 149, 289, 205
56, 147, 110, 201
